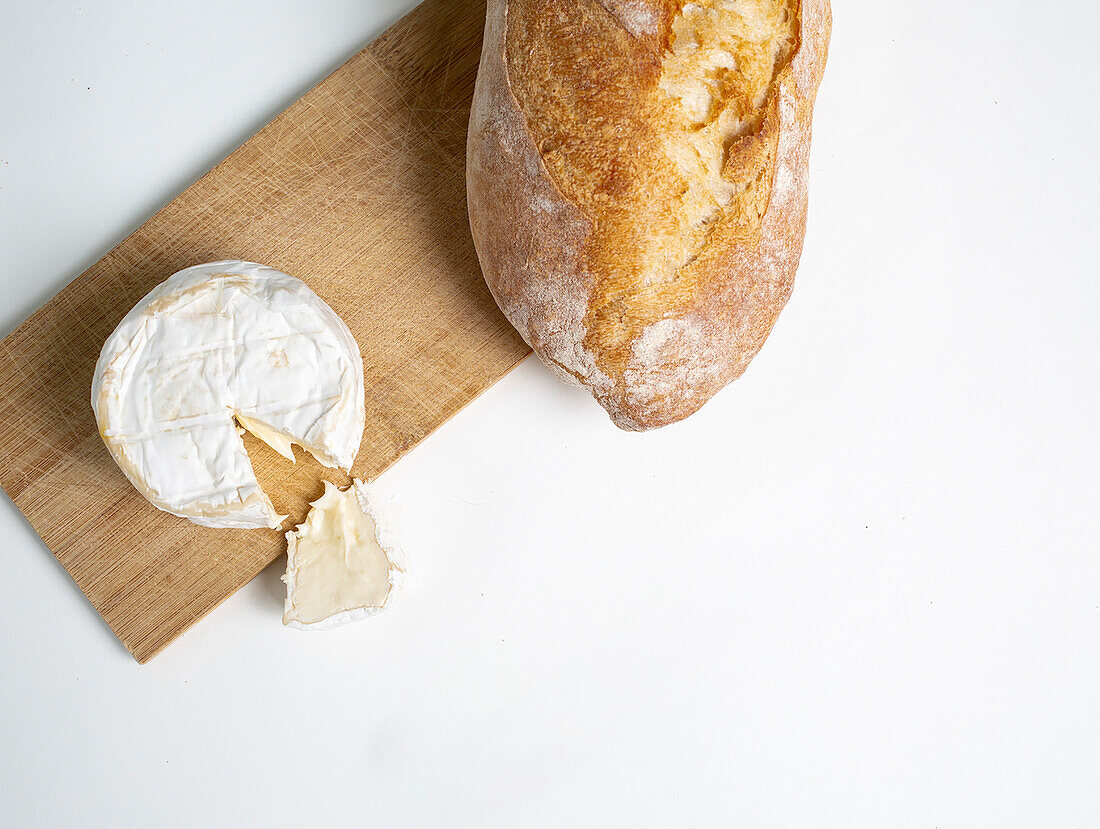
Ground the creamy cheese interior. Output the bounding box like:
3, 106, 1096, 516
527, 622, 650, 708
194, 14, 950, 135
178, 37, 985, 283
283, 481, 394, 626
235, 413, 299, 463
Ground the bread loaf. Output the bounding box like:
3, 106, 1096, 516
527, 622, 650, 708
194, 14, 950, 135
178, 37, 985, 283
466, 0, 831, 429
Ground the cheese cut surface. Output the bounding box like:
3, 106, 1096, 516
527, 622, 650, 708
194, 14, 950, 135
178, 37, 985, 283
91, 261, 365, 529
234, 414, 298, 463
283, 479, 403, 630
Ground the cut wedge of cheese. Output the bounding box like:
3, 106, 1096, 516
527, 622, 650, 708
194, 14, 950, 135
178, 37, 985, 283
92, 261, 365, 529
283, 479, 404, 630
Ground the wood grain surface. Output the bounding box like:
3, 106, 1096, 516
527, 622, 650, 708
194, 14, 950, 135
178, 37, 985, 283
0, 0, 528, 663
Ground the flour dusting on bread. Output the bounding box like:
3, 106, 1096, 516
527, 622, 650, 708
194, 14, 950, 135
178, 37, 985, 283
622, 316, 726, 421
602, 0, 661, 39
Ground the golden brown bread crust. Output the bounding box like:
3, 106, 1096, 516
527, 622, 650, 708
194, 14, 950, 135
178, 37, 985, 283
467, 0, 831, 429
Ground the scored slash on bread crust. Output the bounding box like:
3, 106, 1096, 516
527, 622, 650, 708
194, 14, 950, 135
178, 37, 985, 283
467, 0, 831, 429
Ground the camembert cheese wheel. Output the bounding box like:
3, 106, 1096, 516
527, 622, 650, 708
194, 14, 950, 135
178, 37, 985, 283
91, 261, 365, 529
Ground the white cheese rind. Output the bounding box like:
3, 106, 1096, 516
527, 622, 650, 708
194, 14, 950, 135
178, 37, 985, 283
91, 261, 365, 529
283, 479, 404, 630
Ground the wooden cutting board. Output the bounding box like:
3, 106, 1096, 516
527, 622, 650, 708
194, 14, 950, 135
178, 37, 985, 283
0, 0, 529, 663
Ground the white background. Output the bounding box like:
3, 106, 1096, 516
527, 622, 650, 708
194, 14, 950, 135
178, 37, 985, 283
1, 1, 1098, 826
